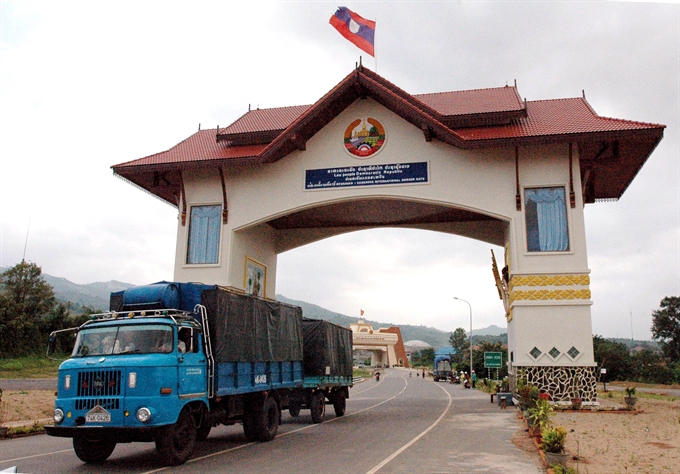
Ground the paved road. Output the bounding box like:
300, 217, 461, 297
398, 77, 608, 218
0, 369, 543, 473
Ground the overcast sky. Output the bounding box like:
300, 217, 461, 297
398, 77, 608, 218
1, 1, 678, 340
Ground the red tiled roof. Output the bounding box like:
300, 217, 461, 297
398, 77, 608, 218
115, 129, 265, 169
219, 105, 311, 135
112, 66, 665, 204
456, 98, 663, 144
414, 86, 524, 116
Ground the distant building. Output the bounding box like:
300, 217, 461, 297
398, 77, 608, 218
403, 340, 432, 362
350, 319, 409, 367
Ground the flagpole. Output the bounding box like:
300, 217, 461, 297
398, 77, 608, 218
374, 15, 377, 73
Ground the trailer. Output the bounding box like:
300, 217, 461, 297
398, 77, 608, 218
433, 354, 453, 382
288, 318, 353, 423
45, 282, 351, 466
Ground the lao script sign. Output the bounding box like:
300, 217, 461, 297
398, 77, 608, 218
305, 162, 428, 190
484, 352, 503, 368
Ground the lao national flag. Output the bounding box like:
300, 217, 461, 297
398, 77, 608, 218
329, 7, 375, 57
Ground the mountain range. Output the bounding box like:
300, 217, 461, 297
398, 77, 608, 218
1, 268, 507, 347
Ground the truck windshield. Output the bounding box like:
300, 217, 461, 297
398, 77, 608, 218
72, 324, 174, 357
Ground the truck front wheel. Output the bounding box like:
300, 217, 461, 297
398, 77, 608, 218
155, 408, 196, 466
73, 436, 116, 463
195, 407, 212, 442
310, 391, 325, 423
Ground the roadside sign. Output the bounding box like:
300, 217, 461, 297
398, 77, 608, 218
484, 352, 503, 368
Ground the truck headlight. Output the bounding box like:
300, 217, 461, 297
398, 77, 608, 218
136, 407, 152, 423
54, 408, 65, 424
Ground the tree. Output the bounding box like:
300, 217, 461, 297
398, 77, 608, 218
449, 327, 469, 365
474, 341, 508, 379
411, 347, 435, 367
592, 335, 633, 382
651, 296, 680, 363
0, 261, 57, 357
630, 348, 674, 384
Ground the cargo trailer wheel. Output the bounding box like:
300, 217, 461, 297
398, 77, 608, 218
73, 436, 116, 463
333, 390, 347, 417
310, 391, 325, 423
256, 396, 280, 442
242, 408, 257, 441
155, 407, 196, 466
289, 399, 301, 417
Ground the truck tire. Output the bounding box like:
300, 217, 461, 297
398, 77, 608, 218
288, 399, 301, 417
310, 391, 325, 423
333, 390, 347, 417
155, 408, 196, 466
242, 409, 258, 441
256, 396, 280, 442
196, 420, 212, 442
73, 436, 116, 463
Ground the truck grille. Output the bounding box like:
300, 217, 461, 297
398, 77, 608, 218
75, 398, 120, 411
77, 370, 122, 397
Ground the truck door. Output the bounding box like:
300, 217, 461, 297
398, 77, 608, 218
177, 327, 207, 400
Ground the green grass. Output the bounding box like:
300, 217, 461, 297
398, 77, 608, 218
0, 354, 62, 379
353, 368, 371, 378
633, 391, 678, 402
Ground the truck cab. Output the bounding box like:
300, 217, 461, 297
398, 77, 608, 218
46, 310, 209, 464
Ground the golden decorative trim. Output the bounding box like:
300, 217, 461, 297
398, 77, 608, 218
510, 289, 591, 303
510, 274, 590, 289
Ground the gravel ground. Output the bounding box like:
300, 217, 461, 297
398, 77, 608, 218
550, 396, 680, 474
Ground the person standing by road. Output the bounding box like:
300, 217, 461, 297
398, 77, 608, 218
471, 370, 477, 389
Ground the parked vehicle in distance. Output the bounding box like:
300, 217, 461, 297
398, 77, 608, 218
433, 355, 453, 382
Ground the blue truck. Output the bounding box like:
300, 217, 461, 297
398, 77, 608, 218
44, 282, 353, 465
433, 354, 453, 382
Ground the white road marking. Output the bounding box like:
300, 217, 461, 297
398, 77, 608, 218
364, 372, 453, 474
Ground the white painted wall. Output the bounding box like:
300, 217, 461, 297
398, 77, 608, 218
172, 98, 594, 369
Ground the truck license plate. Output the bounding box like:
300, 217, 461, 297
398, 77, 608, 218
85, 406, 111, 423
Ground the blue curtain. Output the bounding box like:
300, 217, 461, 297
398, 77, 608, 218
525, 188, 569, 251
187, 205, 221, 264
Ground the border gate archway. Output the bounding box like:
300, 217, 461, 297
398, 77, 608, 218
114, 66, 664, 402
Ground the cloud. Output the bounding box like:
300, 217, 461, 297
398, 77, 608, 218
1, 1, 677, 340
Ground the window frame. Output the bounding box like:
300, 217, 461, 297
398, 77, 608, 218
523, 186, 570, 253
186, 204, 222, 265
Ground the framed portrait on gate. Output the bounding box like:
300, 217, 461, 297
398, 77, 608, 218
245, 257, 266, 298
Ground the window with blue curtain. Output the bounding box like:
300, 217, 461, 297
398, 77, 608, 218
525, 187, 569, 252
187, 205, 221, 264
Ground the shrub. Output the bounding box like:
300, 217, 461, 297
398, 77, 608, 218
541, 426, 567, 453
527, 399, 554, 432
